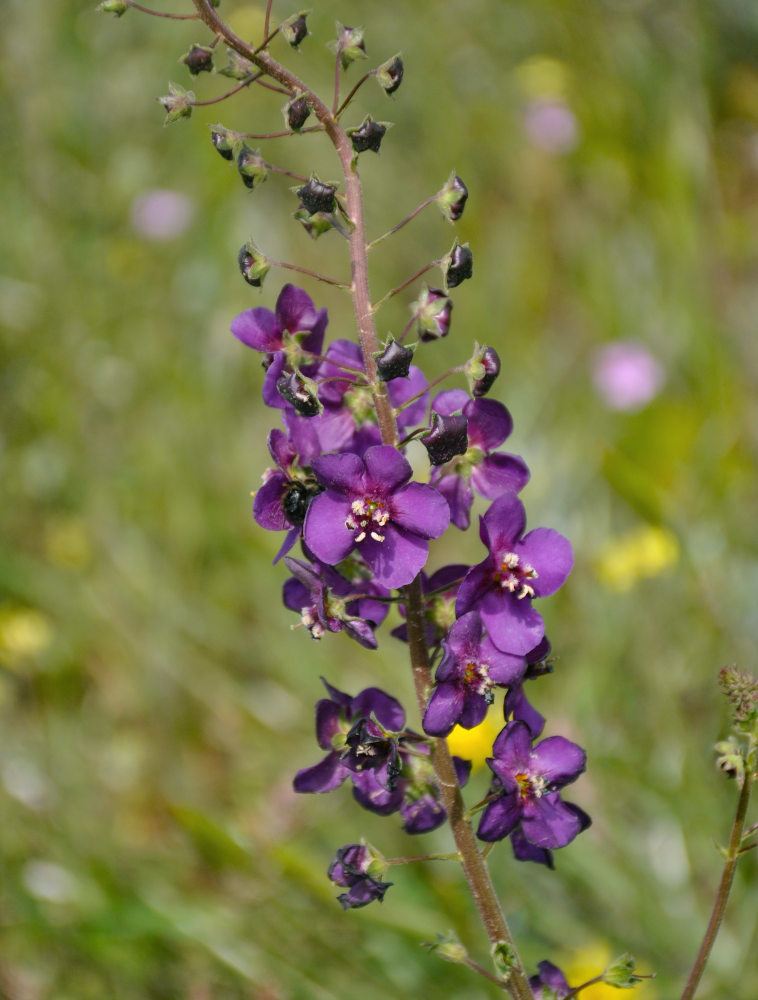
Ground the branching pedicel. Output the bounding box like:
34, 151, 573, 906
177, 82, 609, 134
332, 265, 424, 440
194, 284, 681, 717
100, 1, 757, 996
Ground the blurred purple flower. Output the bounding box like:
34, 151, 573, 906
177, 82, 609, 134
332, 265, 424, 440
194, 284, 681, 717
524, 99, 578, 154
130, 189, 194, 240
591, 340, 666, 412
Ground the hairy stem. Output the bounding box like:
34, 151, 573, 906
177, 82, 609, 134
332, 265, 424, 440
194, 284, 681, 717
680, 773, 753, 1000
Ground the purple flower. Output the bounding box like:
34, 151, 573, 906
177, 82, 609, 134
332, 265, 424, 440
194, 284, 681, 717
230, 283, 328, 358
591, 340, 665, 412
423, 612, 525, 736
328, 843, 392, 909
293, 679, 405, 796
253, 430, 322, 562
456, 493, 572, 654
304, 445, 450, 589
282, 556, 389, 648
430, 390, 530, 530
477, 721, 588, 849
529, 960, 571, 999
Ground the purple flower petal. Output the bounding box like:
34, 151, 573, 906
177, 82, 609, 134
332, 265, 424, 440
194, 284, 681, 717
293, 752, 347, 793
482, 493, 527, 551
363, 445, 412, 493
471, 453, 530, 499
422, 683, 465, 736
518, 528, 573, 598
530, 736, 586, 787
479, 587, 546, 655
477, 793, 522, 841
465, 398, 513, 450
522, 792, 583, 849
311, 452, 364, 493
360, 526, 429, 589
391, 482, 450, 539
303, 491, 356, 565
230, 307, 282, 352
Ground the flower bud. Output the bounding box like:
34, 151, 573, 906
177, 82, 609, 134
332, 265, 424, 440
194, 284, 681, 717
97, 0, 128, 15
209, 123, 237, 161
375, 338, 414, 381
422, 932, 468, 965
158, 83, 194, 126
297, 177, 337, 216
284, 95, 311, 132
237, 241, 270, 287
348, 117, 388, 154
715, 737, 745, 783
237, 145, 268, 189
444, 241, 473, 289
182, 44, 214, 75
421, 413, 468, 466
412, 286, 453, 341
466, 344, 501, 397
601, 953, 644, 989
219, 49, 255, 80
277, 371, 321, 417
376, 54, 404, 95
294, 208, 334, 240
437, 172, 469, 222
281, 12, 309, 48
334, 23, 367, 70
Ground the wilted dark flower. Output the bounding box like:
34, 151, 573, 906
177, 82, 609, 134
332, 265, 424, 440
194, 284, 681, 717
297, 177, 337, 215
376, 53, 404, 95
276, 370, 321, 417
444, 241, 473, 289
375, 338, 414, 381
182, 44, 213, 75
328, 843, 392, 909
349, 117, 387, 154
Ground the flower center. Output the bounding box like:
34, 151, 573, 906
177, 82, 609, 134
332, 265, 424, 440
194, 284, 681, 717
493, 550, 538, 599
346, 497, 390, 543
515, 771, 547, 800
462, 660, 494, 701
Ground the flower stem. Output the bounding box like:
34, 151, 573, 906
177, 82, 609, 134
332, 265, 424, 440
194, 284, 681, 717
372, 262, 438, 312
125, 0, 198, 18
679, 773, 754, 1000
367, 195, 437, 250
335, 71, 374, 118
270, 260, 351, 290
189, 73, 261, 106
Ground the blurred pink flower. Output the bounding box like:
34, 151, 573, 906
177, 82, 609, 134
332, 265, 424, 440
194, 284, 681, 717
130, 189, 194, 240
524, 99, 579, 154
591, 341, 665, 412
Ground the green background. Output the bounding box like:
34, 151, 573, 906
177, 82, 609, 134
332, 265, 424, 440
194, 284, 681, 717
2, 0, 757, 996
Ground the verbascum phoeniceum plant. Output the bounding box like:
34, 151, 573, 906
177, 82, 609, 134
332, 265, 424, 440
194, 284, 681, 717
100, 1, 758, 996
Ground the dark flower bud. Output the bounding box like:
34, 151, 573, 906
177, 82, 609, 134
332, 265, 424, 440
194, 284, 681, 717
97, 0, 128, 15
444, 241, 473, 289
209, 123, 237, 161
237, 145, 268, 189
437, 172, 469, 222
334, 23, 367, 70
412, 286, 453, 341
376, 54, 404, 95
158, 83, 194, 126
219, 49, 255, 80
348, 117, 388, 154
297, 177, 337, 215
237, 241, 270, 287
182, 44, 214, 75
328, 843, 392, 910
281, 12, 309, 48
282, 482, 309, 526
375, 338, 414, 381
284, 96, 311, 132
276, 371, 321, 417
466, 344, 501, 397
421, 413, 469, 466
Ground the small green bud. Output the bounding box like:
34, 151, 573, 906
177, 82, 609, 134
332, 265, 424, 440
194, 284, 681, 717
601, 953, 645, 989
422, 931, 468, 965
97, 0, 128, 15
719, 665, 758, 729
437, 171, 469, 222
376, 53, 404, 95
333, 23, 367, 71
281, 11, 310, 48
182, 44, 214, 75
218, 48, 255, 80
209, 123, 238, 161
238, 241, 270, 287
715, 736, 745, 783
158, 83, 194, 126
237, 145, 268, 189
491, 941, 516, 982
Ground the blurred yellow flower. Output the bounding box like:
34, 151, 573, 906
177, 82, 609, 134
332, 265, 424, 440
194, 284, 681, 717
594, 525, 678, 592
445, 708, 501, 770
0, 607, 54, 668
515, 56, 571, 99
563, 943, 656, 999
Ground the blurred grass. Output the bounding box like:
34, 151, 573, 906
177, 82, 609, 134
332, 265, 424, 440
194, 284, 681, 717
2, 0, 758, 997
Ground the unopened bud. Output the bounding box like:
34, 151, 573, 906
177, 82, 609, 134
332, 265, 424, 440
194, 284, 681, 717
297, 177, 337, 216
437, 172, 469, 222
375, 338, 414, 381
334, 23, 367, 70
421, 413, 468, 466
281, 12, 309, 48
348, 117, 388, 155
467, 344, 501, 397
277, 371, 321, 417
422, 931, 468, 965
237, 145, 268, 189
238, 241, 270, 287
158, 83, 194, 126
294, 208, 334, 240
219, 49, 255, 80
284, 96, 311, 132
97, 0, 128, 15
412, 286, 453, 341
444, 241, 473, 289
376, 54, 404, 95
209, 123, 237, 161
182, 44, 214, 75
601, 953, 644, 989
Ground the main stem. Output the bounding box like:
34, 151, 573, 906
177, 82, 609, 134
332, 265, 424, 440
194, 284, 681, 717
679, 774, 753, 1000
190, 5, 532, 995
